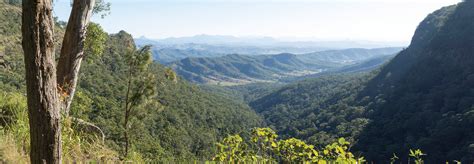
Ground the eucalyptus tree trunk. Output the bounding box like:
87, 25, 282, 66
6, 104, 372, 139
57, 0, 95, 115
21, 0, 96, 163
21, 0, 61, 163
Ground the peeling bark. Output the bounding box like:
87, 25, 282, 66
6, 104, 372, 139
57, 0, 95, 115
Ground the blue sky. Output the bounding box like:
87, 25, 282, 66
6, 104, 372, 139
53, 0, 461, 43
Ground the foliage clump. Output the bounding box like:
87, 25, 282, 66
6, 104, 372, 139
409, 149, 426, 164
213, 128, 364, 163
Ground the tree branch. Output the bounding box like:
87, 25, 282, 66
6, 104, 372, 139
70, 117, 105, 142
56, 0, 95, 116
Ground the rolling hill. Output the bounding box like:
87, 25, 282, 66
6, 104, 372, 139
140, 43, 327, 64
151, 48, 223, 64
168, 53, 324, 85
169, 48, 401, 85
297, 47, 402, 67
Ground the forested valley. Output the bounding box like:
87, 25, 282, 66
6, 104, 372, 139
0, 0, 473, 163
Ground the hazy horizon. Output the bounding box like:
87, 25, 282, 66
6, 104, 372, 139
53, 0, 461, 43
135, 34, 409, 48
137, 34, 409, 44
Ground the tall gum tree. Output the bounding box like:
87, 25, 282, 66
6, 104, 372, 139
21, 0, 96, 163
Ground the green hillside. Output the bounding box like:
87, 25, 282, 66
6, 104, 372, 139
250, 1, 474, 163
0, 3, 262, 160
168, 53, 324, 85
297, 47, 402, 67
250, 73, 370, 145
332, 54, 396, 73
0, 2, 25, 92
76, 32, 263, 160
151, 48, 223, 64
355, 2, 474, 162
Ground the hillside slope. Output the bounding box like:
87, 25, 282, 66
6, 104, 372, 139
250, 73, 371, 145
0, 3, 263, 160
355, 2, 474, 162
250, 1, 474, 163
0, 2, 22, 91
296, 47, 402, 67
151, 48, 223, 64
78, 32, 263, 159
168, 53, 324, 85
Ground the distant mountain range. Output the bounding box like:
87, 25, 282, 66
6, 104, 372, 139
136, 35, 407, 48
168, 48, 402, 85
135, 35, 407, 63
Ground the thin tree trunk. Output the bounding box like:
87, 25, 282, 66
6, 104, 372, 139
56, 0, 95, 116
21, 0, 61, 163
123, 63, 133, 158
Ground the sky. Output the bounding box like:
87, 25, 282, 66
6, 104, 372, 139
53, 0, 462, 43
